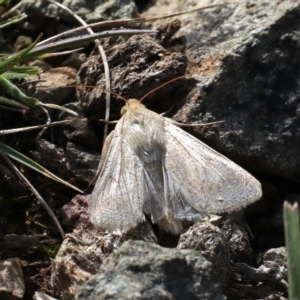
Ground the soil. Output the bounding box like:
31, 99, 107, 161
0, 0, 294, 299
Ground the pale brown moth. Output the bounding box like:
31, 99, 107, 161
89, 92, 262, 234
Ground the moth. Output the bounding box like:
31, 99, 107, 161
88, 98, 262, 234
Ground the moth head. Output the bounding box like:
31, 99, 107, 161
120, 99, 145, 115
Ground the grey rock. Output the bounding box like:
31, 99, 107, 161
263, 247, 287, 266
52, 224, 156, 300
0, 258, 25, 300
220, 217, 254, 265
1, 234, 39, 250
233, 260, 288, 290
166, 0, 300, 181
225, 282, 287, 300
62, 53, 87, 70
51, 227, 114, 300
227, 247, 287, 298
31, 139, 68, 179
77, 34, 187, 118
75, 240, 224, 300
65, 141, 100, 185
21, 0, 138, 25
178, 220, 231, 286
33, 291, 58, 300
62, 117, 101, 150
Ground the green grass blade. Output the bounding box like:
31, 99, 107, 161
2, 72, 34, 80
0, 142, 82, 193
0, 75, 39, 106
0, 95, 29, 110
2, 66, 41, 79
283, 201, 300, 300
0, 13, 27, 30
0, 34, 42, 74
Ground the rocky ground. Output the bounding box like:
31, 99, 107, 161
0, 0, 299, 299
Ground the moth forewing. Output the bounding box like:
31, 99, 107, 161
164, 120, 262, 213
89, 99, 262, 234
99, 130, 115, 165
88, 112, 145, 231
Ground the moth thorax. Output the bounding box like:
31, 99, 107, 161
127, 99, 145, 109
120, 99, 144, 115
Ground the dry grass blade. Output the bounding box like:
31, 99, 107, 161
0, 141, 83, 193
30, 29, 157, 59
0, 0, 24, 19
47, 0, 111, 143
1, 154, 65, 239
40, 103, 79, 116
0, 120, 71, 135
39, 3, 226, 43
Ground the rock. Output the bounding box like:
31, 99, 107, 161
58, 194, 90, 229
52, 224, 156, 300
51, 227, 117, 300
28, 59, 52, 71
0, 234, 39, 250
0, 258, 25, 300
263, 247, 286, 264
62, 53, 87, 70
226, 246, 288, 299
65, 141, 100, 185
232, 259, 288, 291
75, 240, 224, 300
26, 67, 77, 105
163, 0, 300, 181
177, 220, 231, 286
20, 0, 139, 29
33, 291, 58, 300
225, 283, 287, 300
31, 139, 68, 179
13, 35, 33, 51
77, 34, 188, 118
220, 217, 254, 265
4, 1, 300, 299
62, 117, 101, 150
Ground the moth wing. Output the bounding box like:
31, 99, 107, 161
89, 123, 145, 231
97, 129, 115, 172
142, 162, 201, 225
142, 169, 165, 222
162, 167, 202, 220
164, 121, 262, 214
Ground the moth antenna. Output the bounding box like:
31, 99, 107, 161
171, 120, 225, 127
139, 75, 189, 103
71, 84, 128, 103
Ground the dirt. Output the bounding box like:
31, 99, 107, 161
0, 0, 293, 299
